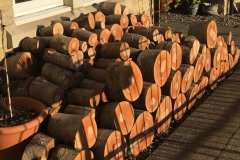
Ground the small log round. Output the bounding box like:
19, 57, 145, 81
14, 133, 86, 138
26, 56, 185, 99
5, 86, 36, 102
157, 34, 165, 44
132, 26, 159, 43
70, 71, 85, 88
72, 28, 97, 47
131, 82, 161, 113
52, 21, 79, 36
70, 50, 84, 71
92, 28, 110, 44
121, 4, 128, 15
216, 35, 225, 47
135, 14, 149, 27
48, 106, 61, 117
196, 75, 209, 99
228, 40, 235, 55
105, 14, 129, 29
185, 83, 199, 110
105, 24, 123, 41
87, 68, 106, 83
95, 58, 122, 69
219, 61, 228, 81
93, 11, 106, 22
137, 49, 171, 87
209, 47, 222, 68
7, 52, 38, 79
99, 101, 135, 135
172, 31, 183, 43
151, 26, 173, 40
67, 88, 100, 108
155, 95, 172, 134
193, 53, 205, 83
181, 36, 200, 60
29, 76, 64, 107
47, 113, 97, 150
98, 2, 122, 15
79, 41, 88, 52
172, 93, 187, 121
21, 37, 46, 58
72, 13, 95, 30
39, 22, 64, 36
94, 21, 105, 29
178, 64, 194, 94
64, 104, 96, 120
180, 44, 195, 64
121, 33, 148, 50
92, 129, 127, 160
204, 47, 211, 72
84, 47, 96, 60
127, 13, 138, 26
105, 60, 143, 101
129, 110, 154, 156
203, 67, 220, 90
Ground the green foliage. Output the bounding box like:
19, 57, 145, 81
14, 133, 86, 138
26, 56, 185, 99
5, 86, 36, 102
186, 0, 201, 4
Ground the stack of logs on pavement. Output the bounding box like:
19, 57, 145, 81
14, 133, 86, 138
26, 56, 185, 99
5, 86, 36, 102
1, 1, 239, 160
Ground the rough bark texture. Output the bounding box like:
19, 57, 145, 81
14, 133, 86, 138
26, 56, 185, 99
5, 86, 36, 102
121, 33, 148, 50
39, 22, 64, 36
105, 14, 129, 29
72, 13, 95, 30
98, 2, 122, 15
21, 37, 46, 58
87, 68, 106, 83
64, 104, 96, 120
72, 28, 97, 47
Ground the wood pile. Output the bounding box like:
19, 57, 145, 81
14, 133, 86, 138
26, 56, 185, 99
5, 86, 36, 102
1, 1, 239, 159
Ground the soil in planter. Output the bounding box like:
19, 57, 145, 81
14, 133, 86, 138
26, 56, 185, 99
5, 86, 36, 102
0, 106, 38, 127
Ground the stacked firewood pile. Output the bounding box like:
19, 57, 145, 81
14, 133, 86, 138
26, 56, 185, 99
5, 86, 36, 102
1, 1, 239, 160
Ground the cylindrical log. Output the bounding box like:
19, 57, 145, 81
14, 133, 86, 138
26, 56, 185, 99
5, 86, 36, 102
87, 68, 106, 83
92, 129, 127, 160
228, 40, 235, 55
196, 75, 209, 99
193, 53, 205, 83
95, 58, 122, 69
29, 76, 64, 107
188, 20, 217, 49
178, 64, 194, 94
105, 24, 123, 41
64, 104, 95, 120
22, 132, 55, 160
135, 14, 149, 27
129, 47, 141, 62
36, 36, 52, 48
72, 13, 95, 30
84, 47, 96, 60
98, 2, 122, 15
185, 83, 199, 110
127, 14, 138, 26
105, 60, 143, 101
47, 113, 97, 150
41, 62, 73, 89
221, 43, 229, 62
21, 37, 46, 57
100, 41, 130, 60
7, 52, 38, 79
151, 26, 172, 40
204, 47, 211, 72
172, 31, 183, 43
180, 44, 195, 64
79, 41, 88, 52
94, 21, 105, 29
137, 49, 171, 87
52, 20, 79, 36
218, 31, 232, 45
72, 28, 97, 47
161, 70, 182, 99
39, 22, 64, 36
181, 36, 200, 60
92, 11, 106, 22
155, 95, 172, 134
209, 47, 222, 68
121, 4, 128, 15
203, 67, 220, 90
67, 88, 100, 107
105, 14, 129, 29
216, 35, 225, 47
129, 110, 154, 156
233, 48, 240, 66
99, 101, 134, 135
155, 41, 182, 70
70, 71, 85, 88
92, 28, 110, 44
121, 33, 148, 50
80, 59, 94, 76
47, 106, 60, 117
172, 93, 187, 121
132, 26, 159, 43
228, 53, 234, 73
131, 82, 161, 113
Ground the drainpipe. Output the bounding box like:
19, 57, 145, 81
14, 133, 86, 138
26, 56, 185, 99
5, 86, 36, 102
229, 0, 234, 15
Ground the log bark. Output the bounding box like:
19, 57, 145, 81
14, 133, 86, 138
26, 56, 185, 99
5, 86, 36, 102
127, 14, 138, 26
72, 13, 95, 30
72, 28, 97, 47
184, 83, 199, 110
79, 41, 88, 53
196, 75, 209, 99
135, 14, 150, 27
98, 2, 122, 15
180, 44, 196, 64
172, 93, 187, 121
29, 76, 64, 107
105, 14, 129, 29
92, 28, 110, 44
172, 31, 183, 43
95, 58, 122, 69
48, 106, 61, 117
94, 21, 105, 29
21, 37, 46, 58
52, 20, 79, 36
7, 52, 38, 79
129, 47, 141, 62
36, 36, 52, 48
181, 36, 200, 61
209, 47, 222, 68
92, 11, 106, 22
87, 68, 106, 83
64, 104, 96, 120
121, 33, 148, 50
151, 26, 172, 40
132, 26, 160, 43
218, 31, 232, 45
178, 64, 194, 94
105, 24, 123, 41
70, 71, 85, 88
84, 47, 96, 60
105, 60, 143, 101
47, 113, 97, 150
80, 59, 94, 76
39, 22, 64, 36
137, 49, 171, 87
22, 132, 56, 160
202, 67, 220, 90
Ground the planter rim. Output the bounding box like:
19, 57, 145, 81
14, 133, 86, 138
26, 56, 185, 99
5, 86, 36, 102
0, 97, 48, 135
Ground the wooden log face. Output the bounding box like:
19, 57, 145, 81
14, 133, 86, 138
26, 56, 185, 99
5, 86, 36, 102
170, 42, 182, 70
128, 14, 138, 26
70, 50, 84, 71
208, 67, 220, 90
207, 21, 218, 48
145, 83, 161, 113
173, 93, 187, 121
169, 70, 182, 99
193, 54, 204, 83
210, 47, 222, 68
216, 35, 225, 47
228, 53, 234, 71
155, 96, 172, 134
99, 2, 122, 15
197, 76, 209, 99
185, 83, 199, 110
94, 11, 106, 22
39, 22, 64, 36
204, 47, 211, 72
234, 49, 240, 66
64, 105, 96, 120
180, 64, 194, 94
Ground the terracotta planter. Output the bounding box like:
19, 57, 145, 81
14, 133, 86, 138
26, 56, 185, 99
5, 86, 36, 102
0, 97, 48, 159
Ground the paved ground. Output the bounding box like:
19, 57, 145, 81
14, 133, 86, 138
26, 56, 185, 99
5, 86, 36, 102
146, 21, 240, 160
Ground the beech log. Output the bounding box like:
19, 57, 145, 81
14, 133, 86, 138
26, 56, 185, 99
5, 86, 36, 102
79, 41, 88, 52
228, 40, 235, 55
87, 68, 106, 83
135, 14, 149, 27
70, 71, 85, 88
105, 24, 123, 41
196, 75, 209, 99
127, 14, 138, 26
92, 11, 106, 22
172, 93, 187, 120
121, 4, 128, 15
185, 83, 199, 110
94, 21, 105, 29
204, 47, 211, 72
132, 26, 160, 43
80, 59, 94, 76
233, 48, 240, 65
39, 22, 64, 36
121, 33, 148, 50
105, 14, 129, 29
64, 104, 96, 120
218, 31, 232, 45
178, 64, 194, 94
193, 53, 205, 83
21, 37, 46, 58
202, 67, 220, 90
72, 28, 97, 47
98, 2, 122, 15
129, 47, 141, 62
209, 47, 223, 68
52, 21, 79, 36
151, 26, 172, 40
95, 58, 122, 69
92, 28, 110, 44
72, 13, 95, 30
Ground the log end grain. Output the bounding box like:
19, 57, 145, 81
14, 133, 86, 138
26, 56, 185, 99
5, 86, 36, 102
186, 83, 199, 110
193, 54, 205, 83
170, 70, 182, 99
173, 93, 187, 121
207, 20, 218, 48
180, 65, 194, 94
197, 76, 209, 99
145, 83, 161, 113
204, 47, 211, 72
70, 50, 84, 71
170, 42, 182, 70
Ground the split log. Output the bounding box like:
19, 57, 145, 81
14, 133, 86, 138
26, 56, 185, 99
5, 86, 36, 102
193, 53, 205, 83
161, 70, 182, 99
196, 75, 209, 99
209, 47, 223, 68
132, 26, 160, 43
41, 62, 73, 89
98, 2, 122, 15
95, 58, 122, 69
129, 47, 141, 62
135, 14, 149, 27
127, 14, 138, 26
98, 101, 134, 135
87, 68, 106, 83
92, 11, 106, 22
105, 60, 143, 101
121, 33, 148, 50
172, 93, 187, 121
228, 40, 235, 55
51, 20, 79, 36
121, 4, 128, 15
72, 28, 97, 47
70, 71, 85, 88
64, 104, 95, 120
80, 59, 94, 76
39, 22, 64, 36
50, 34, 79, 55
92, 129, 127, 160
92, 28, 110, 44
184, 83, 199, 110
105, 24, 123, 41
129, 110, 154, 156
137, 49, 171, 87
94, 21, 105, 29
67, 88, 100, 107
79, 41, 88, 53
72, 13, 95, 30
105, 14, 129, 29
100, 41, 130, 60
151, 26, 172, 40
131, 82, 161, 113
22, 132, 56, 160
178, 64, 194, 94
204, 47, 211, 72
49, 144, 94, 160
47, 113, 97, 150
155, 41, 182, 70
7, 52, 38, 79
202, 67, 220, 90
29, 76, 64, 107
188, 20, 217, 49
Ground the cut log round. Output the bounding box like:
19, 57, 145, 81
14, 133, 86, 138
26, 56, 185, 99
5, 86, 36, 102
67, 88, 100, 107
203, 67, 220, 90
151, 26, 173, 40
218, 31, 232, 45
98, 2, 122, 15
29, 76, 64, 107
84, 47, 96, 60
99, 101, 134, 135
132, 26, 159, 43
70, 71, 85, 88
204, 47, 211, 72
184, 83, 199, 110
41, 62, 73, 89
178, 64, 194, 94
39, 22, 64, 36
121, 33, 148, 50
70, 50, 84, 71
79, 41, 88, 53
233, 48, 240, 66
80, 59, 94, 76
50, 34, 79, 55
172, 31, 183, 43
219, 61, 228, 81
92, 129, 127, 160
49, 144, 94, 160
216, 35, 225, 47
105, 60, 143, 101
209, 47, 222, 68
52, 21, 79, 36
129, 110, 154, 156
180, 44, 196, 65
94, 21, 105, 29
87, 68, 106, 83
72, 28, 97, 47
196, 75, 209, 99
135, 14, 149, 27
182, 36, 200, 62
95, 58, 122, 69
72, 13, 95, 30
105, 24, 123, 41
188, 20, 217, 49
48, 106, 60, 117
105, 14, 129, 29
157, 34, 165, 44
100, 41, 130, 60
121, 4, 128, 15
127, 14, 138, 26
193, 53, 205, 83
172, 93, 187, 121
92, 28, 110, 44
221, 44, 229, 62
93, 11, 106, 22
22, 132, 55, 160
155, 95, 172, 134
137, 49, 171, 87
47, 113, 97, 150
129, 47, 141, 62
161, 70, 182, 99
228, 53, 234, 73
131, 82, 161, 113
155, 41, 182, 70
7, 52, 38, 79
21, 37, 46, 57
64, 104, 96, 120
228, 40, 235, 55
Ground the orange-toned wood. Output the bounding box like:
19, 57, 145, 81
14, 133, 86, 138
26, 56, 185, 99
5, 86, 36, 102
121, 33, 148, 50
92, 28, 110, 44
64, 104, 96, 120
105, 14, 129, 29
72, 13, 95, 30
172, 93, 187, 121
178, 64, 194, 94
121, 4, 128, 15
196, 75, 209, 99
105, 24, 123, 41
209, 47, 223, 68
135, 14, 149, 27
216, 35, 225, 47
127, 13, 138, 26
51, 20, 79, 36
204, 47, 211, 72
21, 37, 46, 58
39, 22, 64, 36
94, 21, 105, 29
228, 40, 235, 55
79, 40, 88, 52
132, 26, 160, 43
92, 11, 106, 22
87, 68, 106, 83
98, 2, 122, 15
233, 48, 240, 66
185, 83, 199, 110
203, 67, 220, 90
151, 26, 172, 40
72, 28, 97, 47
193, 53, 205, 83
